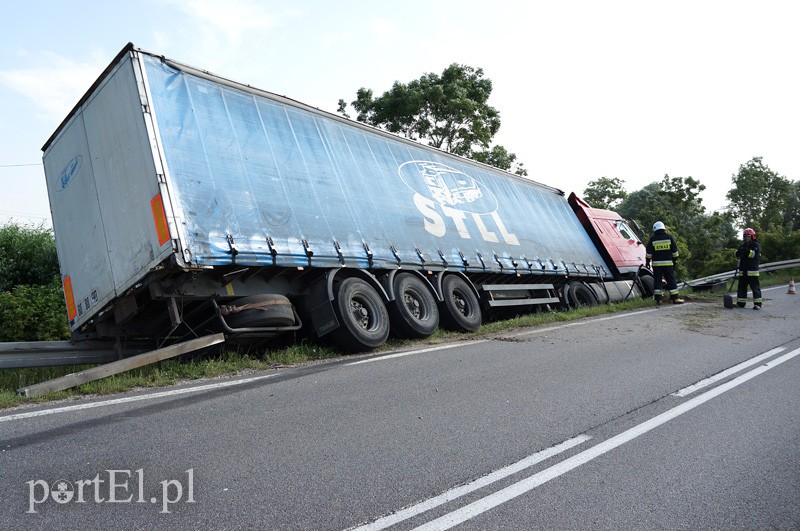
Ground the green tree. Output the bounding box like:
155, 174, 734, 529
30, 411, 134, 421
338, 63, 525, 174
0, 278, 69, 341
0, 223, 60, 292
0, 222, 69, 342
758, 225, 800, 263
783, 180, 800, 231
470, 145, 527, 176
583, 177, 628, 210
617, 175, 732, 279
726, 157, 792, 231
617, 182, 670, 233
659, 175, 706, 217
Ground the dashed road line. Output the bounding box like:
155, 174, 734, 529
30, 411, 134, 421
409, 347, 800, 530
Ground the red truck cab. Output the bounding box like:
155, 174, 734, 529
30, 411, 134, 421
568, 193, 646, 276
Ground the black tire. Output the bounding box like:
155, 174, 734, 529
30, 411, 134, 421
638, 273, 655, 298
568, 282, 598, 308
224, 294, 295, 328
388, 273, 439, 338
439, 275, 482, 332
330, 277, 390, 352
559, 284, 572, 310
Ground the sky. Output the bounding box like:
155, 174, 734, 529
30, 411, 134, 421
1, 0, 799, 227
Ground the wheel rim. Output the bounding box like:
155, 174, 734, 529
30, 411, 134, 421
350, 296, 375, 330
403, 289, 425, 320
452, 289, 470, 316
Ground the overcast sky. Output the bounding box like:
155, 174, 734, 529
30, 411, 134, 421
1, 0, 798, 226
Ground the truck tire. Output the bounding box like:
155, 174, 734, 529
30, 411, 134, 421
638, 273, 655, 297
330, 277, 390, 352
568, 281, 598, 308
559, 284, 572, 310
388, 273, 439, 338
223, 294, 295, 328
439, 275, 481, 332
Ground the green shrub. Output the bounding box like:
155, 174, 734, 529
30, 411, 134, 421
0, 223, 60, 292
0, 277, 69, 341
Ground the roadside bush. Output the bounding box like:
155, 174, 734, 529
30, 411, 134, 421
0, 277, 69, 342
0, 222, 68, 341
757, 226, 800, 263
0, 223, 60, 292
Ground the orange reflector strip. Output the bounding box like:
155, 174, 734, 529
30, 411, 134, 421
150, 193, 171, 246
63, 276, 77, 320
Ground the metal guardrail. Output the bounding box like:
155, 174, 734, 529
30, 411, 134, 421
0, 340, 149, 369
680, 258, 800, 289
17, 334, 225, 398
2, 258, 798, 369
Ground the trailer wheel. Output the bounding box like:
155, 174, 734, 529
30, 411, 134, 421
559, 284, 572, 310
638, 273, 655, 297
223, 294, 295, 328
388, 273, 439, 338
331, 277, 390, 352
439, 275, 482, 332
568, 282, 598, 308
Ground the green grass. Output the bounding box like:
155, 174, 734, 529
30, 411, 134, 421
1, 268, 796, 410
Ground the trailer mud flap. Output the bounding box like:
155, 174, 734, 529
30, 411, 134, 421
307, 275, 339, 337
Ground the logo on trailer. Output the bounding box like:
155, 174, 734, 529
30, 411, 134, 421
398, 160, 518, 245
58, 155, 82, 191
398, 161, 497, 214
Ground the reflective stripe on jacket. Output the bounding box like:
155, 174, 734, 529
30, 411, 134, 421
646, 230, 679, 267
735, 240, 760, 273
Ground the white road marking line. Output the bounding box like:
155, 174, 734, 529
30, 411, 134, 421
0, 307, 678, 421
348, 309, 658, 366
349, 435, 591, 531
673, 346, 786, 397
411, 347, 800, 530
763, 284, 790, 291
347, 341, 489, 365
0, 373, 279, 422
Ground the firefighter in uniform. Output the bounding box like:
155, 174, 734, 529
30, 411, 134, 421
645, 221, 685, 305
735, 227, 762, 309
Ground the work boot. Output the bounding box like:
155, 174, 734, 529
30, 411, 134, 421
655, 299, 662, 307
672, 298, 685, 304
753, 305, 761, 310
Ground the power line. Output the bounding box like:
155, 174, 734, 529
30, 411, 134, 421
0, 163, 41, 168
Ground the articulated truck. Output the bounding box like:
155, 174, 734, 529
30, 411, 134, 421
42, 43, 654, 354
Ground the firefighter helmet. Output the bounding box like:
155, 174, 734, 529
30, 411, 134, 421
653, 221, 665, 231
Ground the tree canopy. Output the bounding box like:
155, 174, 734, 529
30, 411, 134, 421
585, 160, 798, 279
338, 63, 526, 175
0, 223, 68, 341
613, 175, 715, 279
0, 223, 60, 292
582, 177, 628, 210
726, 156, 793, 232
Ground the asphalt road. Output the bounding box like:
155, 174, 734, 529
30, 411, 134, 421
1, 285, 798, 530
